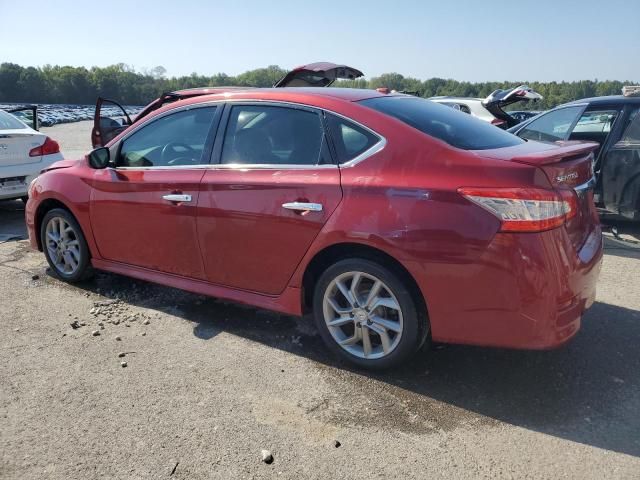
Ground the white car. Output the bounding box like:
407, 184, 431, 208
0, 109, 63, 202
430, 85, 543, 129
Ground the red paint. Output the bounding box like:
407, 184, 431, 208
26, 88, 603, 350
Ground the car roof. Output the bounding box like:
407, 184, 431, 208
157, 87, 401, 112
565, 94, 640, 106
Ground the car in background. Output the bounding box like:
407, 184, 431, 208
430, 85, 543, 129
0, 108, 62, 202
26, 85, 602, 369
508, 110, 542, 124
508, 87, 640, 222
91, 62, 364, 147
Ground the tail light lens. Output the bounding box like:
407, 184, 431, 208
29, 137, 60, 157
458, 187, 578, 232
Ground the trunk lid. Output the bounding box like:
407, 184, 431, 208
482, 85, 543, 128
477, 141, 599, 249
0, 130, 44, 167
273, 62, 364, 87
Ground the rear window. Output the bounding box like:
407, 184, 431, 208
0, 110, 28, 130
360, 96, 523, 150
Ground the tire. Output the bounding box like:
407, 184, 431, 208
312, 258, 428, 370
41, 208, 93, 282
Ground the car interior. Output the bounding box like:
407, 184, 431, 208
221, 105, 325, 165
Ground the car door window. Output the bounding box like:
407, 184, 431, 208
518, 106, 584, 142
616, 108, 640, 146
326, 113, 380, 163
220, 105, 330, 165
118, 107, 217, 167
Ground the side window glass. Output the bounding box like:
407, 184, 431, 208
571, 110, 618, 134
326, 113, 379, 163
518, 106, 583, 142
617, 108, 640, 146
118, 107, 216, 167
221, 105, 327, 165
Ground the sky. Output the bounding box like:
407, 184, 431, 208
1, 0, 639, 82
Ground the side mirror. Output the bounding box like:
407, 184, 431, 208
88, 147, 111, 169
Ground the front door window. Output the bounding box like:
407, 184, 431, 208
118, 107, 217, 167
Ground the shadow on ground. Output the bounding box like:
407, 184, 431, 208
0, 200, 27, 242
57, 267, 640, 459
3, 205, 639, 457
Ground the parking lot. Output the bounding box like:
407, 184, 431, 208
1, 123, 640, 479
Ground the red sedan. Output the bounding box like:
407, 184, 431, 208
26, 87, 603, 369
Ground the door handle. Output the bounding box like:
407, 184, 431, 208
282, 202, 323, 212
162, 194, 192, 203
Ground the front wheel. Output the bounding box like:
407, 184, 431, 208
41, 208, 93, 282
312, 258, 427, 369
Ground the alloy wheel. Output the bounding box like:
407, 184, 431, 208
322, 271, 404, 359
45, 216, 82, 275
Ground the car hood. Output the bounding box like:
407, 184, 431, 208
41, 158, 81, 173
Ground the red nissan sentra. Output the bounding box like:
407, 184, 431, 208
25, 84, 603, 369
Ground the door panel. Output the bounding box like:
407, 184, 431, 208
197, 166, 342, 294
90, 168, 207, 278
92, 98, 132, 148
602, 107, 640, 218
89, 105, 220, 278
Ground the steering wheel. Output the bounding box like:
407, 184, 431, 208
161, 142, 197, 165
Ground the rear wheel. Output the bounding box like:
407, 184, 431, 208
313, 258, 427, 369
41, 208, 92, 282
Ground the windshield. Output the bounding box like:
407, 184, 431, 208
0, 110, 28, 130
359, 96, 524, 150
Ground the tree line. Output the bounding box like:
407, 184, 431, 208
0, 62, 633, 110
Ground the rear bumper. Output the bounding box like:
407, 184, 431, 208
0, 154, 63, 200
408, 225, 603, 349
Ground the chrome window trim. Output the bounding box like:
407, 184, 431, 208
338, 137, 387, 168
113, 164, 212, 171
209, 163, 338, 170
110, 98, 387, 171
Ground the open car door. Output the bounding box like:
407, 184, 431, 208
482, 85, 543, 129
91, 98, 133, 148
6, 105, 38, 131
274, 62, 364, 87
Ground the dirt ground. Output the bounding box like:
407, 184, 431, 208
1, 122, 640, 479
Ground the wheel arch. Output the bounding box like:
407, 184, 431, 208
301, 242, 429, 324
34, 198, 76, 251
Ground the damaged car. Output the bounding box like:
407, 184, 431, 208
91, 62, 364, 147
430, 85, 543, 129
509, 86, 640, 222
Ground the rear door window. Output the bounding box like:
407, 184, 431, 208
326, 114, 380, 163
517, 106, 584, 142
220, 105, 331, 165
360, 96, 522, 150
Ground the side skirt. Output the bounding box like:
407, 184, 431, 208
91, 258, 303, 316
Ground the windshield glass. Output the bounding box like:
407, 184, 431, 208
0, 110, 28, 130
359, 96, 523, 150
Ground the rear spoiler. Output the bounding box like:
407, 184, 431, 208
512, 141, 599, 166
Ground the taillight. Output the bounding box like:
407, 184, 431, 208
490, 118, 506, 127
29, 137, 60, 157
458, 187, 578, 232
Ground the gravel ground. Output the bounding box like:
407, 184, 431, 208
1, 122, 640, 479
